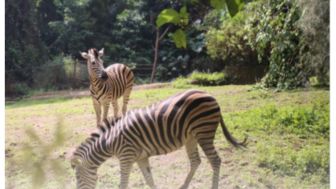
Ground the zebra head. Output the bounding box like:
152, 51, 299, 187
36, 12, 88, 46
80, 48, 107, 80
71, 156, 98, 189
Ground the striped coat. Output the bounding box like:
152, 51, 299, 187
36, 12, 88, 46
71, 90, 247, 189
81, 48, 134, 127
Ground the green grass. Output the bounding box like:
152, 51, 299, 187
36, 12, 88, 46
5, 85, 330, 189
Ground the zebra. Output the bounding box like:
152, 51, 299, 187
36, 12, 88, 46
80, 48, 134, 127
71, 89, 247, 189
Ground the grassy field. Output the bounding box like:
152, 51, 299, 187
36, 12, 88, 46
5, 85, 329, 189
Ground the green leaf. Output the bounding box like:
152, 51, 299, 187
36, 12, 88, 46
171, 29, 187, 48
210, 0, 243, 16
210, 0, 226, 10
225, 0, 244, 17
156, 8, 180, 28
179, 6, 189, 26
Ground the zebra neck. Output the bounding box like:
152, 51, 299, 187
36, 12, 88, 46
90, 77, 105, 92
78, 128, 119, 168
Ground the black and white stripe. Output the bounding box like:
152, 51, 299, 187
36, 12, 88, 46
81, 48, 134, 127
71, 89, 247, 189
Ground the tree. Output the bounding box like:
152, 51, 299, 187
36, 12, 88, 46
148, 0, 244, 82
297, 0, 329, 86
5, 0, 48, 95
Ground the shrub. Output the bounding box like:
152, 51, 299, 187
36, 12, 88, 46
206, 7, 258, 66
246, 0, 305, 89
32, 55, 77, 90
171, 77, 192, 89
12, 83, 31, 97
297, 0, 329, 87
189, 72, 229, 86
172, 72, 229, 88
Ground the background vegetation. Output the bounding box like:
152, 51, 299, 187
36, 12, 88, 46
5, 0, 329, 97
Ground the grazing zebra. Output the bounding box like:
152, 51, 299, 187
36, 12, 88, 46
71, 89, 247, 189
80, 48, 134, 126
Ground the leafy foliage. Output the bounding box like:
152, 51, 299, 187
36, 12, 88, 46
5, 0, 330, 96
206, 6, 258, 65
21, 118, 67, 188
245, 0, 305, 89
156, 0, 243, 48
189, 72, 229, 85
206, 0, 329, 89
171, 29, 187, 48
156, 8, 181, 27
297, 0, 329, 86
172, 71, 229, 87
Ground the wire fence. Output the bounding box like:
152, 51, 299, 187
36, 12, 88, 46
76, 60, 153, 79
5, 59, 154, 96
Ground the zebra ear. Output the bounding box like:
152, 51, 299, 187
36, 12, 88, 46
71, 157, 82, 169
98, 48, 104, 57
80, 52, 89, 59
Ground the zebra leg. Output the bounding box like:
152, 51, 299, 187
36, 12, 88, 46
137, 158, 157, 189
92, 98, 102, 127
122, 88, 132, 115
198, 139, 221, 189
179, 139, 201, 189
102, 101, 110, 121
112, 99, 119, 118
119, 159, 134, 189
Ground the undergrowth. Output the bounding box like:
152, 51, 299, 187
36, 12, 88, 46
172, 72, 229, 88
226, 99, 329, 183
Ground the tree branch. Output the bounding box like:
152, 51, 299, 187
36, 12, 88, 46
159, 26, 171, 41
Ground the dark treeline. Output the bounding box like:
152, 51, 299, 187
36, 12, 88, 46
5, 0, 329, 96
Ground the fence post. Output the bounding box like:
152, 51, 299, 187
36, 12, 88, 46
73, 60, 77, 87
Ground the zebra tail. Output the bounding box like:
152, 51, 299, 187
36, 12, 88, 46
220, 115, 247, 148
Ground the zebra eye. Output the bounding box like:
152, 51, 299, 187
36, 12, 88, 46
92, 61, 96, 65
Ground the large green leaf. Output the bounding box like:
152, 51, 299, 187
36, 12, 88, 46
210, 0, 243, 17
210, 0, 226, 10
225, 0, 244, 17
156, 8, 180, 27
171, 29, 187, 48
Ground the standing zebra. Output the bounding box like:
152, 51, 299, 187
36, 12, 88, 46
71, 89, 247, 189
80, 48, 134, 126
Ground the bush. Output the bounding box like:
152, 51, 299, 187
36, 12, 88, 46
172, 72, 229, 88
206, 7, 258, 66
11, 83, 31, 97
171, 77, 192, 89
297, 0, 329, 87
189, 72, 229, 86
246, 0, 305, 89
33, 55, 77, 90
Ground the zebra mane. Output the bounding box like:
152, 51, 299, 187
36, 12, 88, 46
73, 116, 121, 158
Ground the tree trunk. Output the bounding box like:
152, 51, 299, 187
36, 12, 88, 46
150, 29, 160, 83
150, 26, 170, 83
